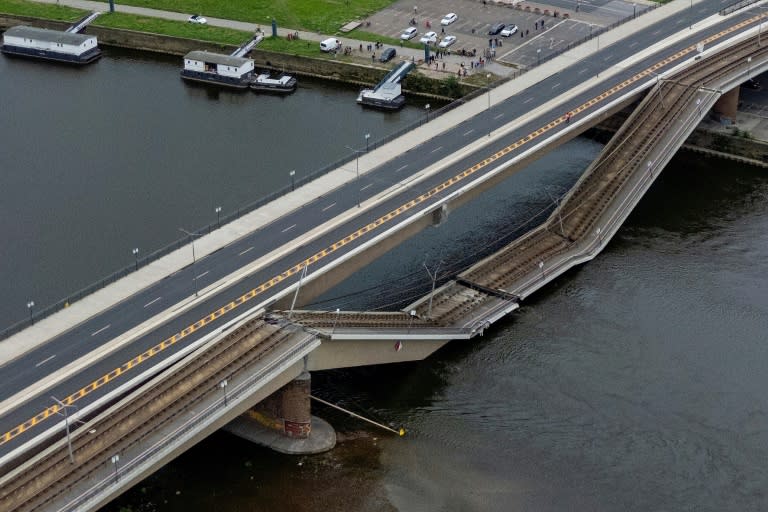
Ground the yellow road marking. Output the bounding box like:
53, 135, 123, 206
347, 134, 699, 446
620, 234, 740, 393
0, 17, 759, 447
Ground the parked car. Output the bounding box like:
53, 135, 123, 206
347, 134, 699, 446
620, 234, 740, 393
500, 24, 519, 37
320, 38, 341, 52
379, 47, 396, 62
188, 14, 207, 24
441, 13, 458, 26
438, 35, 457, 48
420, 31, 438, 44
400, 27, 418, 40
488, 23, 505, 35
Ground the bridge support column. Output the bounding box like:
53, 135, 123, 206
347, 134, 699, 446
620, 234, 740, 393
224, 371, 336, 454
713, 87, 739, 124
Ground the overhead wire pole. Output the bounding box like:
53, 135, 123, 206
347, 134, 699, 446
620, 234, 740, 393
288, 264, 309, 319
51, 396, 76, 464
423, 259, 443, 318
178, 227, 203, 297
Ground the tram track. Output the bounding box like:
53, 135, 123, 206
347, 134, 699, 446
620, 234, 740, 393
0, 318, 290, 512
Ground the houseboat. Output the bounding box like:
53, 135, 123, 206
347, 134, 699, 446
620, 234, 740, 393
1, 25, 101, 64
250, 72, 297, 94
180, 51, 255, 89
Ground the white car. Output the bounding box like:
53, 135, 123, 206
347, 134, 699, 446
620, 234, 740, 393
401, 27, 418, 40
441, 13, 458, 26
188, 14, 207, 24
438, 35, 457, 48
500, 24, 518, 37
419, 31, 437, 44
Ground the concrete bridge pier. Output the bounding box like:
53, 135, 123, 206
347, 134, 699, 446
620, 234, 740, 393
223, 370, 336, 454
713, 86, 739, 124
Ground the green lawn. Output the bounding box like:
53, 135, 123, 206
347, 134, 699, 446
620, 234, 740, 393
101, 0, 396, 35
0, 0, 84, 21
93, 11, 251, 45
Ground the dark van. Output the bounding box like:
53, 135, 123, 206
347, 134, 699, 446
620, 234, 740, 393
379, 47, 396, 62
488, 23, 505, 35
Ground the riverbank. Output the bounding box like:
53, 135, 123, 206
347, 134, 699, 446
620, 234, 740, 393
0, 12, 473, 100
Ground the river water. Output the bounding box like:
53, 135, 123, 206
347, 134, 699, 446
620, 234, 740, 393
1, 48, 766, 511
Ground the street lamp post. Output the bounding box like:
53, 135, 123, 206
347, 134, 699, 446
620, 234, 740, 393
486, 73, 492, 137
345, 145, 363, 208
215, 206, 222, 228
220, 379, 229, 407
538, 260, 544, 280
178, 227, 203, 297
289, 169, 296, 191
52, 396, 76, 464
111, 454, 120, 483
132, 247, 139, 271
365, 133, 371, 152
408, 309, 417, 333
332, 307, 341, 334
425, 103, 431, 122
633, 2, 637, 18
537, 47, 541, 66
27, 300, 35, 325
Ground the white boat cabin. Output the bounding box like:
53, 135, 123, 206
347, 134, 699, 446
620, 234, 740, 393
183, 51, 254, 78
2, 26, 98, 56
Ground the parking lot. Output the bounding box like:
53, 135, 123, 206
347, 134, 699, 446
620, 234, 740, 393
366, 0, 651, 71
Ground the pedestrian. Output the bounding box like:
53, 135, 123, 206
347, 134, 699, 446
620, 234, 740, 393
441, 27, 445, 34
414, 5, 418, 15
526, 29, 529, 36
359, 43, 363, 52
442, 61, 446, 70
521, 30, 524, 38
565, 111, 572, 123
372, 53, 375, 63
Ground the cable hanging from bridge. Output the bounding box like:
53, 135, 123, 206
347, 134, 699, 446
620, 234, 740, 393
310, 395, 405, 436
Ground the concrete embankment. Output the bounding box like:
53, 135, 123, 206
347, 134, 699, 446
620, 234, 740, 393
0, 14, 470, 100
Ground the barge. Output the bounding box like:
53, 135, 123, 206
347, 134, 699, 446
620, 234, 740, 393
1, 25, 101, 65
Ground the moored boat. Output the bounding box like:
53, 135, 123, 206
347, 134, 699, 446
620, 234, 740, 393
250, 72, 297, 94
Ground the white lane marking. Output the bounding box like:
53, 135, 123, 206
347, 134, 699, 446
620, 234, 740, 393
463, 129, 475, 136
143, 297, 162, 308
578, 68, 588, 75
603, 54, 613, 61
361, 183, 373, 191
523, 97, 534, 104
91, 324, 111, 337
196, 270, 209, 280
652, 29, 662, 35
629, 41, 638, 49
395, 164, 409, 173
238, 246, 254, 256
322, 202, 337, 212
281, 224, 296, 233
494, 113, 504, 119
430, 146, 444, 154
552, 82, 561, 89
35, 355, 56, 368
675, 18, 685, 25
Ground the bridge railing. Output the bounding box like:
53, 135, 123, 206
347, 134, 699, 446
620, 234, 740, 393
720, 0, 762, 16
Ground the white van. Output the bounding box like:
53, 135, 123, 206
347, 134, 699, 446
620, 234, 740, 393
320, 38, 341, 52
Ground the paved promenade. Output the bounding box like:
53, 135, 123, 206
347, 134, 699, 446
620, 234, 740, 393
0, 0, 716, 415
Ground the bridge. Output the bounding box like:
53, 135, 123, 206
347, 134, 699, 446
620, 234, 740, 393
2, 1, 768, 509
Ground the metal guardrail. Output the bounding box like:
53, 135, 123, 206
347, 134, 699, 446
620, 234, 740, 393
720, 0, 762, 16
0, 6, 655, 341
